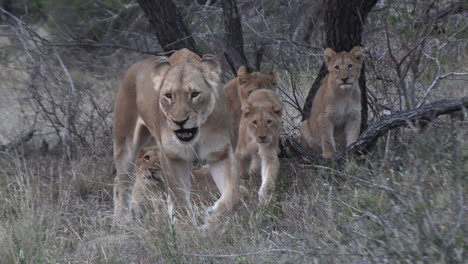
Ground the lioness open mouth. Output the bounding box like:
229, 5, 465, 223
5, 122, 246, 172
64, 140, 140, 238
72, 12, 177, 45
174, 127, 198, 142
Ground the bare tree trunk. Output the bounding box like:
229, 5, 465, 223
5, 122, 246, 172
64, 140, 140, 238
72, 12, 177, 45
221, 0, 253, 74
302, 0, 378, 134
137, 0, 199, 54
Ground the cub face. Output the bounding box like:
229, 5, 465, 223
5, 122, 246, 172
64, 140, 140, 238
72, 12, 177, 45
242, 89, 283, 145
237, 66, 277, 102
135, 147, 163, 184
153, 56, 222, 144
324, 46, 365, 89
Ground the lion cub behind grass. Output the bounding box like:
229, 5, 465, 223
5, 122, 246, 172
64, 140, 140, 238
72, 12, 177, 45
236, 89, 283, 205
132, 147, 248, 217
300, 46, 365, 158
224, 66, 278, 148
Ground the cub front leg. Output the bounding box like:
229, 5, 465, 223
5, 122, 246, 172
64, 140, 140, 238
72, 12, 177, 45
205, 148, 240, 229
258, 149, 279, 205
344, 116, 361, 147
320, 116, 337, 158
236, 148, 251, 180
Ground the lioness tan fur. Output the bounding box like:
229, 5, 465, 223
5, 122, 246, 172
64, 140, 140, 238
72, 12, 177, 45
131, 146, 249, 216
300, 46, 365, 158
224, 66, 277, 148
236, 89, 283, 205
113, 49, 239, 229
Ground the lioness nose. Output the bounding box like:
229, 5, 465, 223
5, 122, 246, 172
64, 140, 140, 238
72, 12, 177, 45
173, 117, 189, 128
342, 77, 349, 82
258, 136, 267, 141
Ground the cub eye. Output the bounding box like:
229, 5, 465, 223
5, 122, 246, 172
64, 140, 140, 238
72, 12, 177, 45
252, 120, 258, 126
164, 93, 172, 99
334, 65, 340, 71
143, 155, 150, 161
266, 120, 272, 125
348, 64, 353, 69
191, 91, 200, 98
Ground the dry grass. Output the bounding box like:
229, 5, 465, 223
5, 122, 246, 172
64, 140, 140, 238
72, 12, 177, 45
0, 118, 466, 264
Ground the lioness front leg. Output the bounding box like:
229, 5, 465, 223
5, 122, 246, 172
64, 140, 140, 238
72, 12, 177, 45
161, 156, 193, 223
258, 150, 279, 205
206, 149, 240, 229
113, 127, 151, 222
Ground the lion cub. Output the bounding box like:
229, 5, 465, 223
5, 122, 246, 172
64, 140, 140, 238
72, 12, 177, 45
224, 66, 278, 148
236, 89, 283, 205
300, 46, 365, 158
132, 147, 248, 216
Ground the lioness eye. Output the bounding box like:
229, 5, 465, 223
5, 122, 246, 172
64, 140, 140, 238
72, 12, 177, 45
143, 155, 150, 161
334, 65, 339, 70
191, 91, 200, 98
252, 120, 258, 125
165, 93, 172, 99
348, 64, 353, 69
267, 120, 272, 125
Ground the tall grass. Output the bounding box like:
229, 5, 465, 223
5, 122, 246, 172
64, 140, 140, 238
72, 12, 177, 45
0, 119, 466, 263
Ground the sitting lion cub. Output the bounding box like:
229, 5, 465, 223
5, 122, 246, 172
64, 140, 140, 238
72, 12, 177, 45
224, 66, 278, 148
236, 89, 283, 205
300, 46, 365, 158
132, 146, 249, 216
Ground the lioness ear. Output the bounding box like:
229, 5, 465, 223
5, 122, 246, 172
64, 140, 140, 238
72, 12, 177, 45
268, 72, 278, 87
152, 57, 171, 91
350, 46, 366, 64
237, 66, 250, 85
200, 54, 222, 85
324, 48, 336, 66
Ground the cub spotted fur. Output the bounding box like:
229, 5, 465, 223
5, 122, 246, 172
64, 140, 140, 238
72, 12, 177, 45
236, 89, 283, 205
300, 46, 365, 158
113, 49, 239, 229
224, 66, 277, 148
131, 146, 249, 216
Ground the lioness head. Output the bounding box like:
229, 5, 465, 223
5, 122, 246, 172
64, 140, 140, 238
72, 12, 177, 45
242, 89, 283, 145
324, 46, 365, 89
237, 66, 277, 102
152, 55, 222, 143
135, 146, 162, 183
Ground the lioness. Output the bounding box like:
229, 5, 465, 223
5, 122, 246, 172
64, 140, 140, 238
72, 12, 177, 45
113, 49, 239, 229
236, 89, 283, 205
300, 46, 365, 158
224, 66, 277, 148
131, 146, 249, 216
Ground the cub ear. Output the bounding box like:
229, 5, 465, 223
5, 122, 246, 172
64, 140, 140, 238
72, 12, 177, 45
200, 54, 222, 84
152, 57, 171, 90
324, 48, 336, 67
237, 66, 250, 85
241, 102, 254, 117
268, 72, 278, 87
271, 102, 283, 117
350, 46, 366, 64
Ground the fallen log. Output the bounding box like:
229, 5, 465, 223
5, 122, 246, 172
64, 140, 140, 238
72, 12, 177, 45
287, 96, 467, 164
